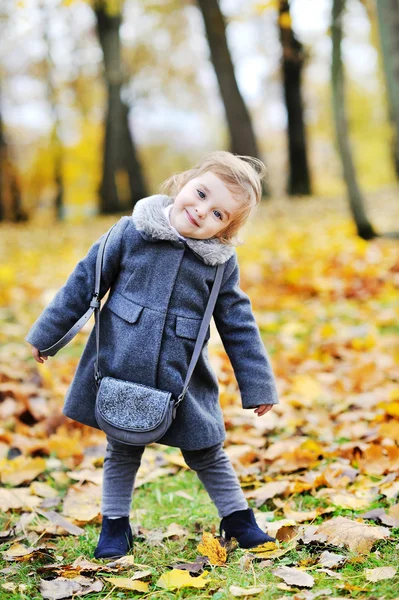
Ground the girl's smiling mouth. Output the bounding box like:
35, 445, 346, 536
186, 210, 199, 226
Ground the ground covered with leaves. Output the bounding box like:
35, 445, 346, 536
0, 191, 399, 599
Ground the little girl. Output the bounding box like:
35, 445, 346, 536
26, 151, 279, 559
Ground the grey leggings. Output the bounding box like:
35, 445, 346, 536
102, 438, 249, 518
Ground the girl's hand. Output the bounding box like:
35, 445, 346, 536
254, 404, 273, 417
31, 345, 48, 364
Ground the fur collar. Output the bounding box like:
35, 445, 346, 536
131, 194, 235, 266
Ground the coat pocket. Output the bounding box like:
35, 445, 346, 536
175, 315, 210, 343
105, 292, 144, 324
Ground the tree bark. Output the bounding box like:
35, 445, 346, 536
41, 0, 64, 221
375, 0, 399, 180
196, 0, 269, 195
0, 88, 25, 222
331, 0, 376, 240
278, 0, 311, 196
95, 2, 147, 214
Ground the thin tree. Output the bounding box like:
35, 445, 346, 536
94, 1, 147, 214
278, 0, 311, 196
375, 0, 399, 180
0, 86, 25, 222
41, 0, 64, 221
331, 0, 376, 240
196, 0, 269, 195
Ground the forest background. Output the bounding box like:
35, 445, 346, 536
0, 1, 399, 599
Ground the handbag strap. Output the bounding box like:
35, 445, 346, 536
39, 223, 118, 357
93, 232, 225, 407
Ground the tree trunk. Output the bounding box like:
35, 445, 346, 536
331, 0, 376, 240
0, 89, 25, 222
95, 2, 147, 214
278, 0, 311, 196
196, 0, 269, 195
42, 0, 64, 221
375, 0, 399, 180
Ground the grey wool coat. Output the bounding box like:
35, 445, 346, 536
25, 194, 279, 450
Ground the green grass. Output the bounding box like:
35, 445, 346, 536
0, 470, 399, 599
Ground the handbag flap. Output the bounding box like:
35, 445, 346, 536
96, 377, 172, 432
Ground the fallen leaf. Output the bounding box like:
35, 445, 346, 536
156, 568, 209, 590
37, 509, 84, 536
2, 543, 53, 562
314, 516, 390, 553
318, 551, 346, 568
171, 556, 209, 573
0, 456, 47, 486
245, 481, 289, 507
272, 565, 315, 588
197, 532, 227, 565
163, 522, 189, 539
229, 584, 265, 596
30, 482, 59, 498
364, 566, 397, 582
40, 576, 103, 599
104, 577, 149, 592
62, 483, 101, 523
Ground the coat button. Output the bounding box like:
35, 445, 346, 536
172, 240, 185, 249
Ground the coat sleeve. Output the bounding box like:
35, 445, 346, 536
213, 251, 279, 408
25, 216, 130, 355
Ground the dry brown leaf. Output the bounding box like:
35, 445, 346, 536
315, 516, 390, 553
37, 509, 84, 536
30, 482, 59, 498
156, 568, 210, 590
105, 556, 152, 569
171, 556, 209, 573
62, 483, 101, 523
364, 566, 397, 582
66, 469, 103, 485
379, 480, 399, 499
272, 565, 315, 588
2, 543, 53, 562
245, 481, 289, 507
319, 490, 376, 510
163, 522, 189, 539
197, 532, 227, 565
40, 576, 103, 599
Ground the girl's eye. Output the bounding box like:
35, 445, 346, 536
197, 189, 206, 199
214, 210, 222, 220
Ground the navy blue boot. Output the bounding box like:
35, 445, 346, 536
219, 508, 276, 549
94, 516, 133, 559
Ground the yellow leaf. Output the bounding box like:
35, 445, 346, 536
292, 375, 323, 400
248, 541, 278, 554
105, 578, 149, 592
157, 569, 209, 590
197, 532, 227, 565
48, 434, 83, 459
383, 402, 399, 418
0, 456, 47, 486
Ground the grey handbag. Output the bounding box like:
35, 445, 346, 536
39, 222, 225, 446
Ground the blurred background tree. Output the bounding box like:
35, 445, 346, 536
0, 0, 397, 227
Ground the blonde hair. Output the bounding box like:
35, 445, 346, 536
159, 151, 267, 245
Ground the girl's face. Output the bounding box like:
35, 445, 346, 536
169, 171, 239, 240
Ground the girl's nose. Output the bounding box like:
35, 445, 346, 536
195, 206, 206, 219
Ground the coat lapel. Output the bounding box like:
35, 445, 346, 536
131, 194, 235, 266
